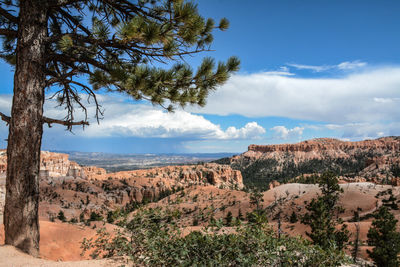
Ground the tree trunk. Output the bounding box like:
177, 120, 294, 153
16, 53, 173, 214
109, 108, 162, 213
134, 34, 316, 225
4, 0, 48, 257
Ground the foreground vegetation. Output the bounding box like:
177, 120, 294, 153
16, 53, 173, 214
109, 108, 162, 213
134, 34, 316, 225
79, 172, 400, 266
82, 207, 349, 266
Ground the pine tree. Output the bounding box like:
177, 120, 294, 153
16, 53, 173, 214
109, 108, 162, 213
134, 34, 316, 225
237, 208, 244, 221
351, 223, 360, 263
367, 206, 400, 267
289, 211, 298, 223
249, 188, 264, 211
301, 171, 349, 251
0, 0, 239, 256
224, 211, 233, 226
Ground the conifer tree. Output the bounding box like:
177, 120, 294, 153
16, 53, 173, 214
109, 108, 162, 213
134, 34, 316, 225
224, 211, 233, 226
301, 171, 349, 251
289, 211, 298, 223
367, 206, 400, 267
0, 0, 239, 256
351, 223, 360, 263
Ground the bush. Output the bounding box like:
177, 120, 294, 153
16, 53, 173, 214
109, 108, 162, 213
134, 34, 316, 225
82, 208, 349, 266
89, 211, 103, 222
57, 210, 66, 222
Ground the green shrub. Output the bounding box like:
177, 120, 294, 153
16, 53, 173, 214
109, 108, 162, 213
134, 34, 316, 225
89, 211, 103, 222
82, 208, 349, 266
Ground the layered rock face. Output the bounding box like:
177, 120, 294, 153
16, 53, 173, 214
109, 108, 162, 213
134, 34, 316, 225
248, 137, 400, 153
220, 137, 400, 188
88, 163, 243, 189
0, 150, 84, 178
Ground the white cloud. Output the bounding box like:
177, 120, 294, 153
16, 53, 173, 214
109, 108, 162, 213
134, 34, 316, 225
262, 71, 294, 76
271, 126, 304, 140
337, 60, 367, 70
286, 63, 330, 72
0, 95, 266, 141
262, 66, 294, 76
287, 60, 367, 72
322, 122, 400, 140
224, 122, 266, 139
189, 66, 400, 124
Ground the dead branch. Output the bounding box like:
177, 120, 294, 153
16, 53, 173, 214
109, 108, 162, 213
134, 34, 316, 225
0, 111, 89, 128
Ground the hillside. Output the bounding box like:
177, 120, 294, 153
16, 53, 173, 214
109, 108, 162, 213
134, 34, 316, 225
214, 137, 400, 189
0, 150, 243, 230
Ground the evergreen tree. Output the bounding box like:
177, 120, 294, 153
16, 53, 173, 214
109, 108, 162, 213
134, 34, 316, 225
301, 171, 349, 251
351, 223, 361, 263
224, 211, 233, 226
367, 206, 400, 267
237, 208, 244, 221
57, 210, 66, 222
0, 0, 239, 256
249, 188, 264, 211
289, 211, 298, 223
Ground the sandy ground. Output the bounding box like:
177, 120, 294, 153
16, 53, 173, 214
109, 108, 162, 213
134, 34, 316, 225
0, 221, 119, 261
0, 245, 123, 267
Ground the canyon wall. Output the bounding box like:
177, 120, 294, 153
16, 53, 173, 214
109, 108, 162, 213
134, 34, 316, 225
220, 137, 400, 189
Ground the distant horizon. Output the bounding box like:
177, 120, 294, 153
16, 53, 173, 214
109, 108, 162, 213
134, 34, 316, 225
1, 135, 398, 154
1, 1, 400, 153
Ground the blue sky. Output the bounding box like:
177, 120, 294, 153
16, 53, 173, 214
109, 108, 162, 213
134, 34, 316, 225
1, 0, 400, 153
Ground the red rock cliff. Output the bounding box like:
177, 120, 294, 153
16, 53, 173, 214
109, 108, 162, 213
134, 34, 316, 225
248, 137, 400, 153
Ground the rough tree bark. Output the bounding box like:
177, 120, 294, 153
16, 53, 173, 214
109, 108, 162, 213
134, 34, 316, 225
4, 0, 48, 256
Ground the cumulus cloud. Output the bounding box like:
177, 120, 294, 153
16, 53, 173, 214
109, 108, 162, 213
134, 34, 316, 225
271, 126, 304, 140
224, 122, 266, 139
189, 66, 400, 124
0, 95, 266, 141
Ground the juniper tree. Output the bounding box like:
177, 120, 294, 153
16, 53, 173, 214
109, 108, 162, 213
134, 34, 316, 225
0, 0, 239, 256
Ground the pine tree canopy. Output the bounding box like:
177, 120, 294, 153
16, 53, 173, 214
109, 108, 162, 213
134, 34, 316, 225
0, 0, 239, 127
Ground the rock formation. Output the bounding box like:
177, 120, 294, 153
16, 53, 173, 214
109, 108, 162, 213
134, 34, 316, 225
0, 150, 243, 223
217, 137, 400, 188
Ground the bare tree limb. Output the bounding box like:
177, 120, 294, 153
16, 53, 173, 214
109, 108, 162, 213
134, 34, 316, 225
0, 111, 88, 128
0, 28, 17, 37
43, 116, 89, 128
0, 111, 10, 125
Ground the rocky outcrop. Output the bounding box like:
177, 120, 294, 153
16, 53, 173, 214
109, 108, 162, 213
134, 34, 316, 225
0, 150, 244, 222
88, 163, 243, 190
248, 137, 400, 153
225, 137, 400, 187
0, 151, 243, 190
0, 151, 107, 179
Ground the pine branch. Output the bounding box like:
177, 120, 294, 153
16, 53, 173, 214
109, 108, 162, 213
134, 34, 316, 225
0, 28, 17, 37
0, 6, 18, 24
57, 8, 91, 36
51, 0, 81, 8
